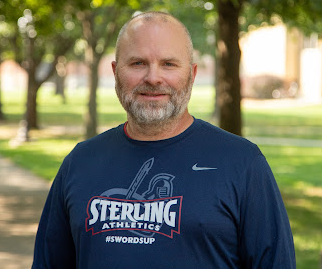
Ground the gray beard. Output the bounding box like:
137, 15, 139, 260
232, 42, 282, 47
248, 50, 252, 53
115, 72, 193, 126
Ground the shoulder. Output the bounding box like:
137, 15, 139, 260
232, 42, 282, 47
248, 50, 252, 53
195, 119, 260, 152
194, 119, 262, 161
68, 124, 122, 159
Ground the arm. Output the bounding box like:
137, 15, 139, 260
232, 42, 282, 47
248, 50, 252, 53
239, 155, 296, 268
32, 158, 76, 268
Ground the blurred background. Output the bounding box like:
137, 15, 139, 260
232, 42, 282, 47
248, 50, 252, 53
0, 0, 321, 268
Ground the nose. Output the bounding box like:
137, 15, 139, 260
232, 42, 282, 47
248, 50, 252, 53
143, 65, 162, 86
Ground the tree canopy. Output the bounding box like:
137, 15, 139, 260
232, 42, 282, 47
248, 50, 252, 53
174, 0, 322, 136
1, 0, 322, 138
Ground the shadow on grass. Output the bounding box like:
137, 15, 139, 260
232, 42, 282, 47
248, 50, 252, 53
261, 145, 322, 188
282, 190, 322, 269
258, 145, 322, 268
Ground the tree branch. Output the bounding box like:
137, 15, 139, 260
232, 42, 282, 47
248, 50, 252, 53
97, 7, 120, 59
36, 37, 75, 86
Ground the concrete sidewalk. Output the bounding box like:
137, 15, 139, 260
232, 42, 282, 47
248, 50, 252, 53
0, 155, 50, 269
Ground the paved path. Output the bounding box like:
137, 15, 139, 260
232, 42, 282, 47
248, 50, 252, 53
0, 155, 50, 269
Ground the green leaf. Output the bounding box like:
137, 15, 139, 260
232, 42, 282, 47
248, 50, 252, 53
127, 0, 140, 9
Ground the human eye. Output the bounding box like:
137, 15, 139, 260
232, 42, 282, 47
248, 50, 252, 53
132, 61, 144, 66
164, 62, 176, 67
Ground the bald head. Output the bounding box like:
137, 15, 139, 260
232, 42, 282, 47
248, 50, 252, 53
115, 11, 193, 63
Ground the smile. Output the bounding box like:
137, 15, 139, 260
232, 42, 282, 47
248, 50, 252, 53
141, 93, 167, 96
138, 93, 169, 100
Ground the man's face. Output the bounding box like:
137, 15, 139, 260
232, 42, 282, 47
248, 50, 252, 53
112, 19, 197, 125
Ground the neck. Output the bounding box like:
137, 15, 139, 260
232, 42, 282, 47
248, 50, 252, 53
126, 110, 194, 141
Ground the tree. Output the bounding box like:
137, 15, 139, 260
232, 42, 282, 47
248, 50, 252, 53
174, 0, 322, 136
217, 0, 322, 135
68, 0, 159, 139
54, 56, 67, 104
75, 4, 124, 139
215, 0, 243, 135
0, 0, 78, 136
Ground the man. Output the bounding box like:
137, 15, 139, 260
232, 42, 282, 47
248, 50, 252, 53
33, 12, 295, 268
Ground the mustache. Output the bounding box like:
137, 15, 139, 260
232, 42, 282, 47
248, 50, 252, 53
133, 85, 175, 95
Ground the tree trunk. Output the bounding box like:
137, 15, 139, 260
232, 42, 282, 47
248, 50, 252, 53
23, 36, 40, 130
55, 56, 67, 103
81, 12, 100, 140
16, 71, 39, 144
55, 74, 66, 100
55, 70, 66, 104
211, 27, 220, 122
217, 0, 243, 136
22, 37, 68, 132
84, 47, 99, 139
85, 62, 99, 139
212, 55, 220, 122
79, 8, 119, 139
25, 72, 39, 130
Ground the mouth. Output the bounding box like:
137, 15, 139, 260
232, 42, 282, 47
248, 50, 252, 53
133, 85, 172, 102
138, 92, 169, 101
141, 93, 167, 97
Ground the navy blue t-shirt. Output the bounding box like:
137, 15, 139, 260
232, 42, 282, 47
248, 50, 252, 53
32, 119, 296, 268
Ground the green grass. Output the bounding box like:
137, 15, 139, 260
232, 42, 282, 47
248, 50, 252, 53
3, 85, 322, 139
244, 105, 322, 140
0, 136, 78, 180
2, 87, 127, 125
0, 86, 322, 268
262, 145, 322, 268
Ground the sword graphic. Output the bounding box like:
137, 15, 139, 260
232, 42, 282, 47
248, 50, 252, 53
126, 158, 154, 199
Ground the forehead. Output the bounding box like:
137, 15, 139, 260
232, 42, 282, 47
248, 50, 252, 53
118, 18, 190, 62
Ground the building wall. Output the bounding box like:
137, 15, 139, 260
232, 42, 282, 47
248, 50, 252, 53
0, 60, 27, 92
240, 24, 287, 78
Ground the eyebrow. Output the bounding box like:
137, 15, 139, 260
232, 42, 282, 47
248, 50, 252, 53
126, 56, 182, 64
126, 56, 144, 63
162, 57, 181, 63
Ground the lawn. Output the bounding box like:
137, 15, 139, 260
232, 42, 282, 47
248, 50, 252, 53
2, 86, 322, 139
243, 106, 322, 140
261, 145, 322, 268
0, 86, 322, 268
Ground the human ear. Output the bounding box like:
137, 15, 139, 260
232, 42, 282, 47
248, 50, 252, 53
111, 61, 117, 76
191, 63, 198, 83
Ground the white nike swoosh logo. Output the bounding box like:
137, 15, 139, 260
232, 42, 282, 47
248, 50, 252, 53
192, 164, 217, 171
